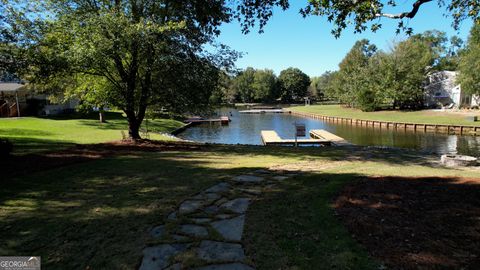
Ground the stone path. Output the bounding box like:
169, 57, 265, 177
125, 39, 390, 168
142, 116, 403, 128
139, 169, 300, 270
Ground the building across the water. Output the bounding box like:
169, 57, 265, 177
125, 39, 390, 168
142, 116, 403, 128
0, 82, 78, 117
424, 71, 478, 108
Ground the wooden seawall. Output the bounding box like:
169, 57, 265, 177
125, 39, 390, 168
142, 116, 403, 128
290, 111, 479, 136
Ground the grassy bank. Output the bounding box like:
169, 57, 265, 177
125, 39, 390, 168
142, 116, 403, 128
290, 104, 480, 126
1, 144, 478, 269
0, 112, 184, 154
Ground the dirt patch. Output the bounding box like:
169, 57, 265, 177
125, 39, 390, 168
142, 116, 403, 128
334, 176, 480, 269
2, 140, 205, 179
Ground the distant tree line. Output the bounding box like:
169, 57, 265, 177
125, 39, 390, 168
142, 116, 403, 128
316, 30, 466, 111
211, 67, 311, 104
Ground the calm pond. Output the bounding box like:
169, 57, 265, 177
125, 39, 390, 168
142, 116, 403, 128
177, 107, 480, 156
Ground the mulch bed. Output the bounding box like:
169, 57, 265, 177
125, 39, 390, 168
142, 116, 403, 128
2, 140, 205, 179
334, 176, 480, 269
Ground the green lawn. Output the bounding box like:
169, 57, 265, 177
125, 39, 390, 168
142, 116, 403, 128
291, 104, 480, 126
1, 145, 478, 269
0, 112, 184, 154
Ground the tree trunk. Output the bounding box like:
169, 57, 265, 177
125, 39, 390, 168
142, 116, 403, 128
99, 108, 106, 123
127, 115, 142, 140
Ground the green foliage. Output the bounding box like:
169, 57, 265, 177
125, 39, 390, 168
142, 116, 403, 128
278, 67, 311, 102
309, 72, 337, 99
458, 23, 480, 96
230, 67, 279, 103
324, 33, 443, 111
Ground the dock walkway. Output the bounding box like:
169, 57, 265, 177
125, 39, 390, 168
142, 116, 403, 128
261, 130, 331, 146
309, 129, 352, 146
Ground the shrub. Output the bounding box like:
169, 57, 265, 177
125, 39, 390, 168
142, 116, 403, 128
0, 138, 13, 158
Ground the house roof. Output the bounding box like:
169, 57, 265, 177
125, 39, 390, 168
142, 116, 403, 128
0, 83, 26, 92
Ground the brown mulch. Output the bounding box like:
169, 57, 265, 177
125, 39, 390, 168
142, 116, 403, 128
1, 140, 205, 179
334, 176, 480, 270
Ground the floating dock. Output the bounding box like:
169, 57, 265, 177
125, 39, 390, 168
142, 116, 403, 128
185, 116, 230, 125
309, 129, 351, 146
239, 109, 285, 114
261, 130, 331, 146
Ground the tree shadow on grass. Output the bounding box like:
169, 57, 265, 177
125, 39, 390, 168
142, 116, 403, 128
334, 176, 480, 270
244, 172, 480, 270
0, 153, 261, 269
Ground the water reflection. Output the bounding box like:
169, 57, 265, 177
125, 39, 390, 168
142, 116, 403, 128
178, 108, 480, 155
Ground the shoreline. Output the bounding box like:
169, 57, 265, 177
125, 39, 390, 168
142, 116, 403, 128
289, 110, 480, 136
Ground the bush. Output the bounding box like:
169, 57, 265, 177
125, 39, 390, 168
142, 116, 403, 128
0, 139, 13, 158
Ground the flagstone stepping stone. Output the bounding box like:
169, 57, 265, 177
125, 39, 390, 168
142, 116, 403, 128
238, 188, 262, 196
164, 263, 182, 270
272, 176, 289, 181
193, 192, 222, 202
179, 200, 203, 214
205, 182, 231, 193
252, 169, 271, 175
167, 211, 177, 221
232, 175, 264, 183
192, 217, 212, 224
194, 263, 255, 270
215, 214, 233, 220
139, 244, 190, 270
204, 205, 220, 214
211, 215, 245, 241
150, 225, 166, 238
179, 224, 209, 238
220, 198, 250, 214
196, 241, 245, 262
172, 234, 189, 241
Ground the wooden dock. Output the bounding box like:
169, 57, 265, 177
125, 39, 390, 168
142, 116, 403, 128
185, 116, 230, 125
261, 130, 331, 146
239, 109, 285, 114
310, 129, 351, 146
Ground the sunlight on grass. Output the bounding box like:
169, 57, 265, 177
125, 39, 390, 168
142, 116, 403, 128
291, 104, 480, 126
0, 113, 184, 154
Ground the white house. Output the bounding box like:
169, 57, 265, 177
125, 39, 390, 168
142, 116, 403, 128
0, 82, 78, 117
424, 71, 479, 108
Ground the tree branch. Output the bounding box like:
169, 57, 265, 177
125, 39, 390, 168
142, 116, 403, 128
376, 0, 433, 19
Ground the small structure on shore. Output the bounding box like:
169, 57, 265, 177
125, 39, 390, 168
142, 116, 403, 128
184, 116, 230, 125
441, 154, 477, 167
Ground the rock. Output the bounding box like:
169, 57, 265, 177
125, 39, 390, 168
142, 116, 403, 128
220, 198, 250, 214
215, 214, 233, 220
205, 182, 231, 193
167, 211, 177, 221
165, 263, 183, 270
232, 175, 264, 183
193, 263, 255, 270
139, 244, 189, 270
211, 215, 245, 241
172, 234, 190, 241
238, 188, 262, 196
179, 224, 209, 238
204, 205, 220, 214
192, 218, 212, 224
196, 241, 245, 262
272, 176, 288, 181
150, 225, 166, 238
179, 200, 203, 214
252, 169, 271, 175
193, 192, 221, 202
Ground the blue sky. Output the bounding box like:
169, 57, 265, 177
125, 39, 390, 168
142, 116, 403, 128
216, 1, 474, 77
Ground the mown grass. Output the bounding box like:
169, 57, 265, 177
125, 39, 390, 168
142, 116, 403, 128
0, 112, 184, 154
1, 145, 478, 269
291, 104, 480, 126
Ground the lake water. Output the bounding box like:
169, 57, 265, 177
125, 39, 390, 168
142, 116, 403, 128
177, 108, 480, 156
